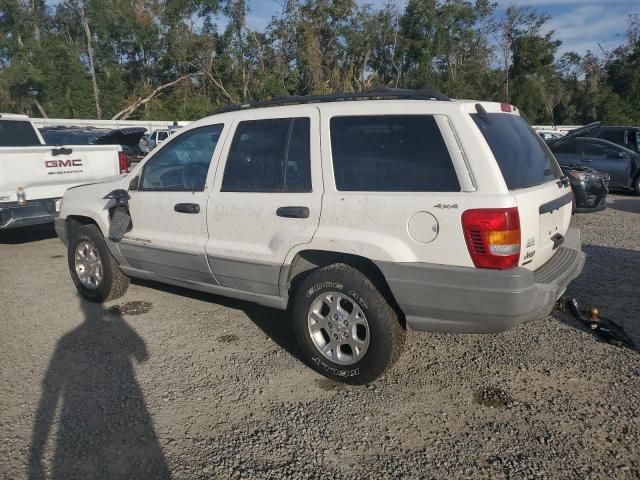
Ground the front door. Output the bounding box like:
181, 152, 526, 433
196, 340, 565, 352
119, 123, 227, 283
206, 107, 322, 296
582, 139, 632, 188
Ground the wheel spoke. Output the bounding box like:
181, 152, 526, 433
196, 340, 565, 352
345, 306, 364, 324
323, 293, 339, 311
322, 340, 336, 359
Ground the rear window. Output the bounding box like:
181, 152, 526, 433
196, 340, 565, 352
472, 113, 562, 190
0, 120, 41, 146
598, 130, 625, 145
330, 115, 460, 192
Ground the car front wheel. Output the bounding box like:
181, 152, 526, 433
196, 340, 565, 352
292, 263, 406, 384
68, 223, 129, 302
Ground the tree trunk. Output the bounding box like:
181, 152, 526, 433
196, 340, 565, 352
80, 6, 102, 119
33, 97, 47, 118
111, 74, 197, 120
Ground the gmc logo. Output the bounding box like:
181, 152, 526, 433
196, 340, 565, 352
45, 159, 83, 168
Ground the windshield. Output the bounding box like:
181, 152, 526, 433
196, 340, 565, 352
0, 120, 41, 146
472, 113, 563, 190
41, 130, 105, 145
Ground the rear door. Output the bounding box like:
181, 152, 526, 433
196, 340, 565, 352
205, 108, 322, 296
472, 112, 572, 270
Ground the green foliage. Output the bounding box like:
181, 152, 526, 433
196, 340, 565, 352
0, 0, 637, 125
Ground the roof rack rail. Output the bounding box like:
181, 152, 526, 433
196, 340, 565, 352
212, 86, 451, 114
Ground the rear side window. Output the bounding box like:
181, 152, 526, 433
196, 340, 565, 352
472, 113, 562, 190
0, 120, 41, 146
583, 141, 618, 157
221, 117, 311, 193
330, 115, 460, 192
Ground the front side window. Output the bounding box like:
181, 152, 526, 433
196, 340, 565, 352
140, 125, 222, 191
330, 115, 460, 192
221, 117, 311, 192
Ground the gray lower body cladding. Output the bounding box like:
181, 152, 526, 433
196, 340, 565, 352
207, 256, 281, 296
376, 227, 586, 334
0, 199, 60, 229
116, 242, 217, 285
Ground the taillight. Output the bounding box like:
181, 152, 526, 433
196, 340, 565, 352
461, 207, 521, 269
118, 151, 129, 174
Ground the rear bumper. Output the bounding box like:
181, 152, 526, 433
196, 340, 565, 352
376, 227, 586, 333
0, 199, 60, 229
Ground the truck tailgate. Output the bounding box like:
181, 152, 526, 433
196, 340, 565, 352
0, 145, 121, 202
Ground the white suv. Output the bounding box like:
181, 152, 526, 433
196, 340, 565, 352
56, 88, 585, 384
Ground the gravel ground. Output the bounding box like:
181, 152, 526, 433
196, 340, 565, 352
1, 193, 639, 480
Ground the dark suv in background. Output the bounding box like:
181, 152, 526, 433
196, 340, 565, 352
582, 124, 640, 154
548, 123, 640, 194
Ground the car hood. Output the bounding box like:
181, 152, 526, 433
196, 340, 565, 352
94, 127, 147, 147
547, 121, 603, 148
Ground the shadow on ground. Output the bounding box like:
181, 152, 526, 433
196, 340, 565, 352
560, 243, 640, 353
28, 298, 170, 480
131, 278, 305, 364
0, 224, 57, 244
608, 197, 640, 214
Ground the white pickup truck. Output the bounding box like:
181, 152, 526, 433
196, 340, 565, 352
0, 113, 129, 229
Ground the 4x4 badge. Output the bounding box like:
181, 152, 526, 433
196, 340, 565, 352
434, 203, 458, 209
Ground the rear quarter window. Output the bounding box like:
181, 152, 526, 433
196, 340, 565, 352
0, 120, 41, 146
330, 115, 460, 192
472, 113, 562, 190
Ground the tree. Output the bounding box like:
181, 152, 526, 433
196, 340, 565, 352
0, 0, 638, 124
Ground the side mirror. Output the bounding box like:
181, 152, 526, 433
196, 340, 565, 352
129, 175, 140, 191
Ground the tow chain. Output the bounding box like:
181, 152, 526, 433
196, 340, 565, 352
555, 297, 636, 351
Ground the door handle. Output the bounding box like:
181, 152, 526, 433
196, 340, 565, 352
174, 203, 200, 214
52, 147, 73, 156
583, 158, 592, 162
276, 206, 309, 218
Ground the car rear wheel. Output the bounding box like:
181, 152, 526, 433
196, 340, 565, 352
68, 224, 129, 302
292, 263, 405, 384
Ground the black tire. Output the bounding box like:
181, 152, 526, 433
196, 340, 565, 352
68, 224, 129, 302
292, 263, 405, 385
634, 175, 640, 195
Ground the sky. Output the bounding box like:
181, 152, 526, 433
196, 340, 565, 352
243, 0, 639, 57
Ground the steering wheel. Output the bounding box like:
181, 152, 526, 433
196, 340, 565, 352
182, 162, 209, 190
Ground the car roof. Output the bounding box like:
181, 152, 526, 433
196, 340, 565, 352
597, 125, 640, 129
0, 113, 31, 121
